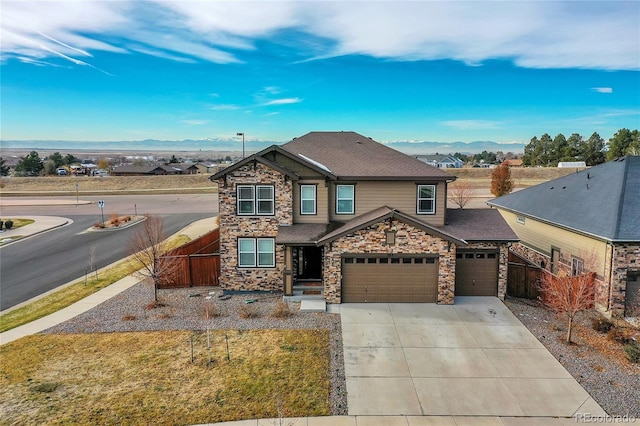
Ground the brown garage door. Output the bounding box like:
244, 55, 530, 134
342, 255, 438, 303
455, 250, 498, 296
625, 272, 640, 317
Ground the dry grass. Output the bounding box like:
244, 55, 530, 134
0, 218, 35, 228
0, 174, 217, 195
0, 234, 191, 333
0, 330, 330, 425
446, 167, 581, 189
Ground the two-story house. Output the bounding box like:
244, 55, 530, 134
211, 131, 517, 304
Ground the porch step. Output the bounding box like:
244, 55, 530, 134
300, 299, 326, 313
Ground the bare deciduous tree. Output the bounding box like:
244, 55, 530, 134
448, 181, 476, 208
539, 271, 595, 343
128, 215, 179, 304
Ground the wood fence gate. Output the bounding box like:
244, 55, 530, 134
507, 251, 542, 299
159, 228, 220, 288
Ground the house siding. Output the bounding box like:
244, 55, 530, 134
328, 181, 446, 226
293, 179, 329, 224
216, 163, 292, 292
322, 219, 455, 304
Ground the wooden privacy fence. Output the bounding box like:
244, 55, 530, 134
159, 228, 220, 288
507, 251, 542, 299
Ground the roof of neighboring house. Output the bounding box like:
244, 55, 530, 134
416, 154, 461, 163
440, 209, 519, 242
112, 165, 164, 174
488, 156, 640, 242
507, 159, 523, 166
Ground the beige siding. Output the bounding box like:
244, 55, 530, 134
273, 152, 325, 177
293, 180, 329, 223
499, 210, 608, 276
329, 181, 446, 226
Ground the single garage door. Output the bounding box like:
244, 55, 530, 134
625, 272, 639, 317
342, 255, 438, 303
455, 250, 499, 296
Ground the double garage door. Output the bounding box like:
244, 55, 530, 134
342, 255, 438, 303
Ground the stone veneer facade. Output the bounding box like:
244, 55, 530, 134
216, 163, 292, 292
511, 242, 639, 317
321, 219, 456, 304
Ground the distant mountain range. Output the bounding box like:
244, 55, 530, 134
1, 138, 525, 155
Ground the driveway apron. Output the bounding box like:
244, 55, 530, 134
336, 297, 606, 417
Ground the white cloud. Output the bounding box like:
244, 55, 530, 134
209, 104, 241, 111
442, 120, 501, 130
182, 119, 209, 126
2, 1, 638, 71
261, 98, 302, 106
591, 87, 613, 94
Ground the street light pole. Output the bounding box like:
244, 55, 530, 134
236, 132, 245, 159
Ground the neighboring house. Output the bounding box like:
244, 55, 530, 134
488, 156, 640, 317
211, 131, 517, 304
507, 159, 523, 168
111, 163, 199, 176
558, 161, 587, 168
415, 154, 464, 168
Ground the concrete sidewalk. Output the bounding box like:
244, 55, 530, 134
0, 216, 218, 345
0, 215, 71, 245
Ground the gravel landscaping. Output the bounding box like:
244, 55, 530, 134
505, 296, 640, 417
42, 283, 348, 416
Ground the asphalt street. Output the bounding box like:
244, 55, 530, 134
0, 194, 218, 310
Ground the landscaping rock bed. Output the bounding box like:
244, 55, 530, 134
41, 283, 347, 416
505, 296, 640, 417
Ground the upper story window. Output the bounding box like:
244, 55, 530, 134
336, 184, 355, 214
300, 184, 317, 215
238, 238, 275, 267
417, 184, 436, 214
237, 185, 274, 215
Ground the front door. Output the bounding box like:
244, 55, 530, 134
297, 246, 323, 280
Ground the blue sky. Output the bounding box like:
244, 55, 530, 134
1, 0, 639, 146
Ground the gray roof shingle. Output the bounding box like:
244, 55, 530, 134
487, 156, 640, 242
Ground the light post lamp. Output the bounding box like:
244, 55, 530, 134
236, 132, 245, 159
75, 183, 79, 206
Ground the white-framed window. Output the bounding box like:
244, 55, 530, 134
237, 185, 274, 215
238, 238, 275, 267
571, 256, 584, 276
517, 216, 526, 225
300, 184, 316, 215
417, 184, 436, 214
336, 184, 354, 214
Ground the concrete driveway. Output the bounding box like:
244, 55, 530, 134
331, 297, 606, 417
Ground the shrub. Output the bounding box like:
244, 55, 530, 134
4, 220, 13, 229
608, 327, 636, 345
591, 316, 614, 333
239, 304, 259, 319
0, 220, 3, 230
122, 314, 136, 321
272, 301, 293, 318
624, 341, 640, 363
203, 301, 220, 319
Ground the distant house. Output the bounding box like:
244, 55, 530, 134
507, 159, 523, 168
558, 161, 586, 168
111, 163, 199, 176
415, 154, 464, 169
489, 156, 640, 317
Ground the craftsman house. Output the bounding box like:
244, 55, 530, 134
211, 131, 517, 304
488, 156, 640, 317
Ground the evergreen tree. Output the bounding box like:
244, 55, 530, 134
581, 132, 605, 166
607, 128, 634, 159
15, 151, 44, 176
48, 152, 64, 168
0, 157, 10, 176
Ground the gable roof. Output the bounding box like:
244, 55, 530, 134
488, 156, 640, 242
440, 209, 519, 242
280, 131, 454, 180
317, 206, 467, 246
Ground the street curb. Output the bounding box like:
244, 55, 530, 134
0, 219, 71, 248
86, 215, 146, 232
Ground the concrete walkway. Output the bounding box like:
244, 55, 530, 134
0, 215, 71, 245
